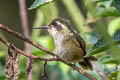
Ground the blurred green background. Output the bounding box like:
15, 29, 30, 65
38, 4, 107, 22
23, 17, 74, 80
0, 0, 120, 80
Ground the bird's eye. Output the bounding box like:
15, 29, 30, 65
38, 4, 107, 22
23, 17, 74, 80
53, 23, 62, 31
54, 23, 58, 26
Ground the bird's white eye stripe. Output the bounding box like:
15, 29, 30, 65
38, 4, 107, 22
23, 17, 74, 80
56, 21, 61, 25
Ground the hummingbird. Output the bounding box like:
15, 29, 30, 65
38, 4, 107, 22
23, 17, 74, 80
34, 18, 97, 70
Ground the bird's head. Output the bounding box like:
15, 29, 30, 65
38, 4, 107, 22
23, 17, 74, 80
34, 18, 75, 37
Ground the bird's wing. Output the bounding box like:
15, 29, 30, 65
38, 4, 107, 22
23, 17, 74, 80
73, 34, 86, 55
66, 25, 86, 55
73, 34, 98, 61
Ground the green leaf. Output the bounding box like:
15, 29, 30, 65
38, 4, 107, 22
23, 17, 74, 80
58, 62, 70, 74
84, 32, 101, 44
113, 30, 120, 43
32, 36, 55, 56
0, 65, 5, 79
28, 0, 55, 10
86, 30, 120, 57
99, 55, 120, 64
95, 7, 119, 17
0, 51, 6, 58
85, 38, 108, 57
112, 0, 120, 15
117, 71, 120, 80
108, 71, 120, 80
108, 17, 120, 36
93, 0, 110, 2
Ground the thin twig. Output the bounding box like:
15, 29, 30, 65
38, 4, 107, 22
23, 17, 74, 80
42, 61, 48, 80
0, 24, 97, 80
91, 61, 108, 80
26, 55, 33, 77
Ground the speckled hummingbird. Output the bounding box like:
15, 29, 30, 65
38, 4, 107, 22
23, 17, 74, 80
34, 18, 97, 70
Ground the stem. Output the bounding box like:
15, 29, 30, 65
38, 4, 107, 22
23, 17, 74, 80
18, 0, 32, 80
62, 0, 89, 33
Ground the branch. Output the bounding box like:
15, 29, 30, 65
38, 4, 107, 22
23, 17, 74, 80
0, 24, 55, 56
0, 24, 97, 80
0, 37, 58, 61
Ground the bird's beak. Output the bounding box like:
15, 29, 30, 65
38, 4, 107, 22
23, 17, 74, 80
33, 26, 49, 29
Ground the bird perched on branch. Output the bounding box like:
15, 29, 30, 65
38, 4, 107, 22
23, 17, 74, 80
34, 18, 97, 70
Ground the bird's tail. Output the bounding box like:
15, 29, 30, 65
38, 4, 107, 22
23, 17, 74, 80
79, 56, 97, 70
